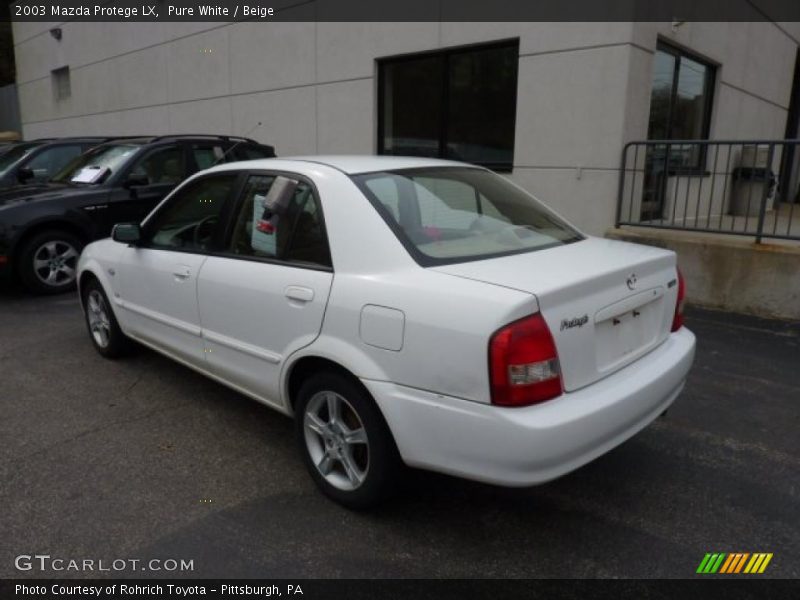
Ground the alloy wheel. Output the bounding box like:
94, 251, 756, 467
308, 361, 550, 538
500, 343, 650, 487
86, 290, 111, 348
303, 391, 370, 491
32, 240, 79, 288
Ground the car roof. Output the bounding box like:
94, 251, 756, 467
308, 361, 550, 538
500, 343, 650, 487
86, 135, 274, 150
209, 155, 475, 175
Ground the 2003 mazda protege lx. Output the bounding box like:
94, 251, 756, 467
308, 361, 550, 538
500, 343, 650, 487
77, 156, 695, 508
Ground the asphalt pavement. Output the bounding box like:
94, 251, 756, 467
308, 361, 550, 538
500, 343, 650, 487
1, 289, 798, 579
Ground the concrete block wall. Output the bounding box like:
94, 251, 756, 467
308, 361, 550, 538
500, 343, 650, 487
10, 20, 799, 235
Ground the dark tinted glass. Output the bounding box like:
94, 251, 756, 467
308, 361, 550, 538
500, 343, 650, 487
129, 146, 185, 185
446, 45, 518, 167
233, 145, 276, 160
0, 142, 41, 173
646, 45, 715, 169
379, 41, 519, 169
647, 49, 676, 141
380, 55, 443, 158
25, 145, 84, 181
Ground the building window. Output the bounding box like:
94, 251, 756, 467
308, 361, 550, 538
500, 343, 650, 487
378, 40, 519, 171
52, 66, 71, 101
647, 42, 716, 169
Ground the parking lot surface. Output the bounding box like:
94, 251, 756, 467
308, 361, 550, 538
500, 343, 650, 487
1, 290, 798, 579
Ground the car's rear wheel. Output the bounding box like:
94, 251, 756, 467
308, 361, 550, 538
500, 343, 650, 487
295, 371, 401, 509
82, 278, 132, 359
18, 230, 83, 294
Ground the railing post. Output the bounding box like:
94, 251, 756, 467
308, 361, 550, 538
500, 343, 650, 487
755, 143, 775, 244
615, 143, 629, 227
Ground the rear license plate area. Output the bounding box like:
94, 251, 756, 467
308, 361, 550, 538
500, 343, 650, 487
595, 296, 662, 372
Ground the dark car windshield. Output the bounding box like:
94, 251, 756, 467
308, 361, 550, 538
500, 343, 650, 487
353, 167, 583, 266
0, 142, 42, 174
51, 144, 140, 184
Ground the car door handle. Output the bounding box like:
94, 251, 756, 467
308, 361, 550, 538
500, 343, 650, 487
173, 266, 191, 281
285, 286, 314, 303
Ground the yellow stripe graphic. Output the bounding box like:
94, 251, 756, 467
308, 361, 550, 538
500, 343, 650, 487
744, 554, 760, 573
758, 553, 773, 573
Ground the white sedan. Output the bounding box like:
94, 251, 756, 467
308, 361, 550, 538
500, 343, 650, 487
77, 156, 695, 508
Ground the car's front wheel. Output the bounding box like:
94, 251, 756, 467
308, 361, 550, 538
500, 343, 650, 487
82, 278, 132, 359
18, 229, 83, 294
295, 371, 401, 509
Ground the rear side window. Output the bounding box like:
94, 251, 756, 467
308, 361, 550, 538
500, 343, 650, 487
191, 144, 226, 170
226, 174, 331, 268
353, 167, 582, 266
232, 145, 276, 161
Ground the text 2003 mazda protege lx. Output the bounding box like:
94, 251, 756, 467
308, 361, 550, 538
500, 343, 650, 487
77, 156, 695, 508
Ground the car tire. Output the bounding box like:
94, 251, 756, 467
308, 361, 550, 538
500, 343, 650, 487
82, 278, 133, 359
295, 371, 402, 509
18, 229, 84, 294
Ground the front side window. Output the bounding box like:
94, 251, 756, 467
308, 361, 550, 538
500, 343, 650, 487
146, 174, 238, 252
0, 142, 41, 175
378, 40, 519, 171
647, 42, 716, 169
25, 145, 84, 181
227, 175, 331, 268
52, 144, 140, 184
353, 167, 581, 266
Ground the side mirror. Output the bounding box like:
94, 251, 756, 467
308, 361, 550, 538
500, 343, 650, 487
124, 173, 149, 189
17, 167, 34, 183
112, 222, 142, 244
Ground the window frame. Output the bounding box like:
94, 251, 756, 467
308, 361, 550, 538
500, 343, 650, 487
214, 169, 334, 273
139, 171, 247, 256
648, 41, 717, 173
377, 38, 520, 173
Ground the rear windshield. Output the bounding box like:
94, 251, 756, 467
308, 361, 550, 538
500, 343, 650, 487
51, 144, 140, 184
352, 167, 582, 266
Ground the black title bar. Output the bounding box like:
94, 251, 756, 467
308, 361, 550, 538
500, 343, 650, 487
7, 0, 800, 22
2, 579, 800, 600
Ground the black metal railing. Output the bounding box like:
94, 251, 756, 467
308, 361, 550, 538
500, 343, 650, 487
616, 139, 800, 242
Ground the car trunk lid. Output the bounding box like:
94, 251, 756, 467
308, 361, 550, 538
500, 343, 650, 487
432, 237, 679, 392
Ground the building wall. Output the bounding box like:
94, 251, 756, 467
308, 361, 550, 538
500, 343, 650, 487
11, 20, 799, 235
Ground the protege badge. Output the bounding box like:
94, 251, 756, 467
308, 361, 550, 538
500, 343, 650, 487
561, 315, 589, 331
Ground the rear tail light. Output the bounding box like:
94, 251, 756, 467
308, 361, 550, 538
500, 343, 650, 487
489, 313, 562, 407
671, 267, 686, 332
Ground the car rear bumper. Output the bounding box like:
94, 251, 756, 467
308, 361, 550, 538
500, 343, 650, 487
363, 326, 695, 487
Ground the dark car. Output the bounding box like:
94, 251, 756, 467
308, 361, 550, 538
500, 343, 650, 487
0, 134, 276, 294
0, 137, 121, 188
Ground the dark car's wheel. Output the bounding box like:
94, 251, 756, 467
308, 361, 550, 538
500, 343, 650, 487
295, 371, 402, 509
18, 230, 83, 294
82, 278, 132, 359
